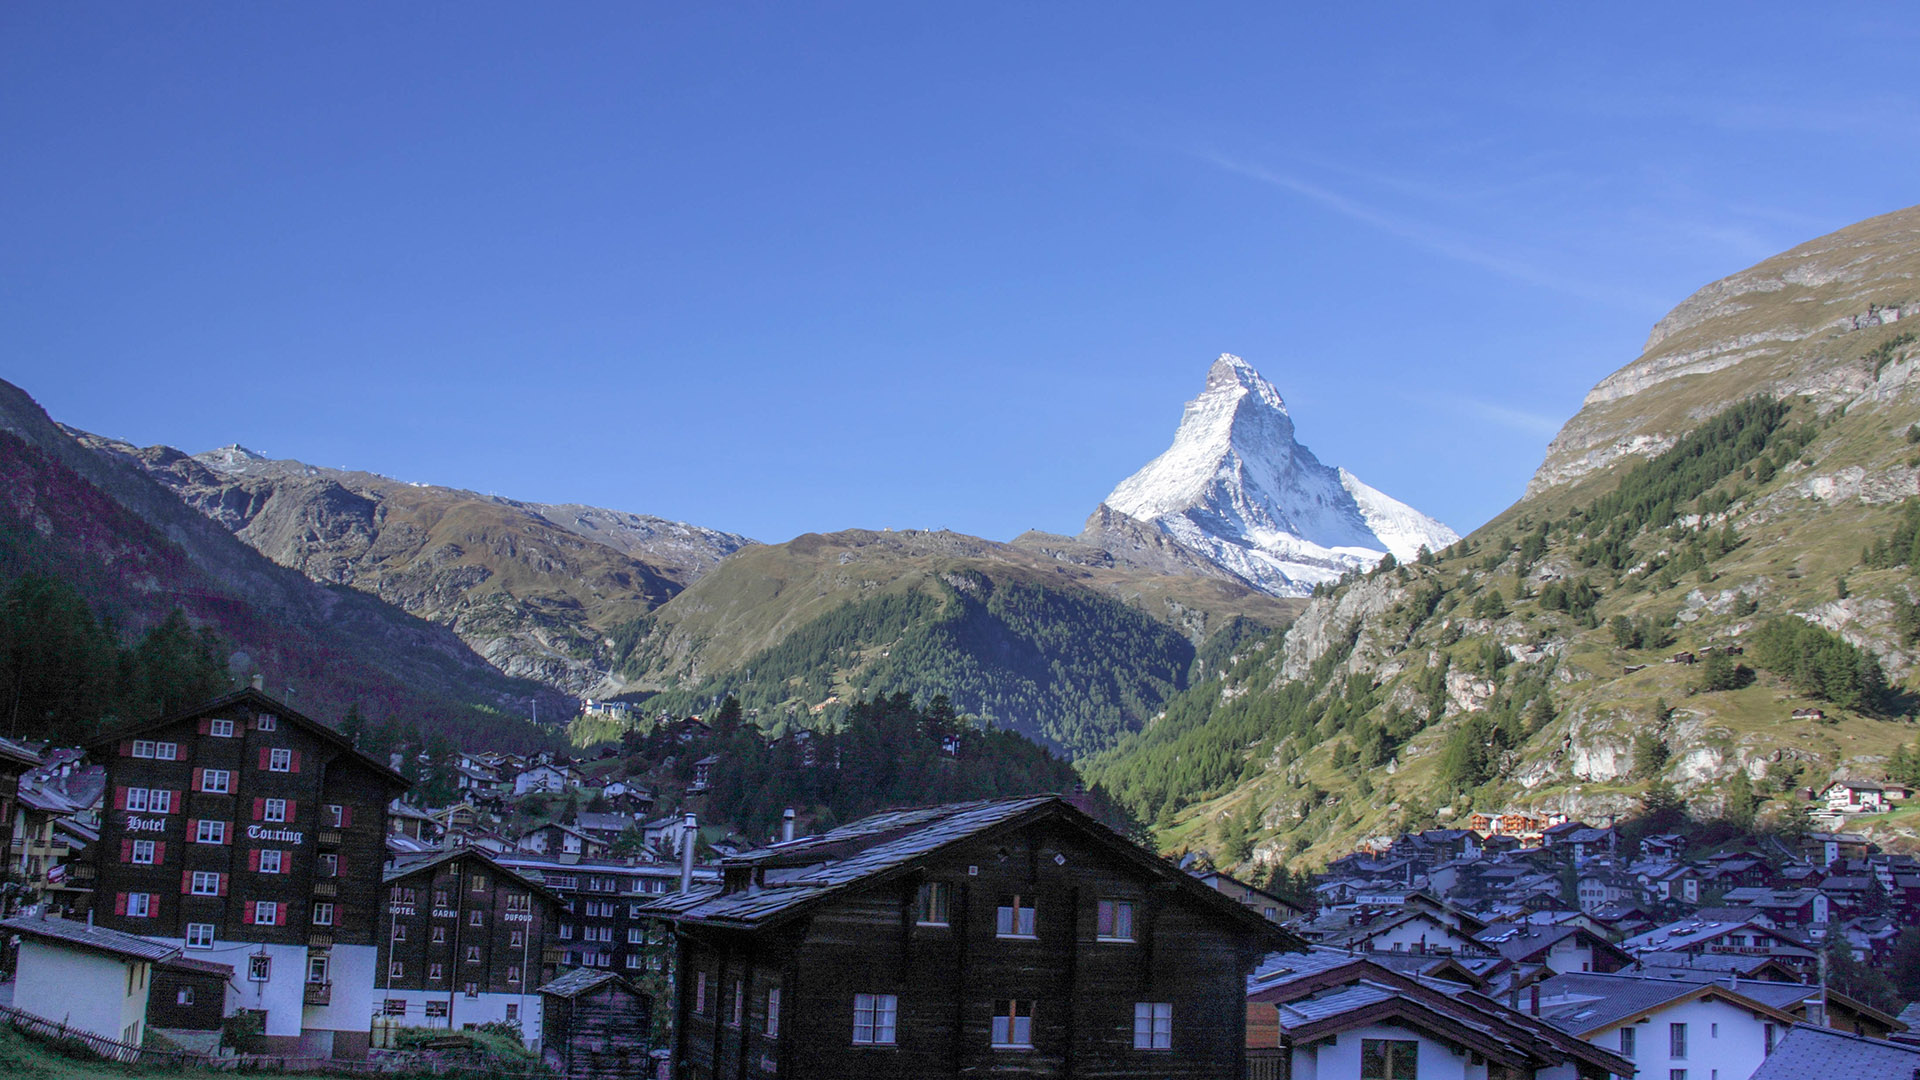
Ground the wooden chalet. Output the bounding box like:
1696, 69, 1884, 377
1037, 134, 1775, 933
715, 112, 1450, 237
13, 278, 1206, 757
537, 968, 653, 1080
640, 794, 1301, 1080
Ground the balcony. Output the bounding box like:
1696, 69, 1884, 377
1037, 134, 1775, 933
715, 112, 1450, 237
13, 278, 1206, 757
304, 982, 332, 1006
312, 881, 338, 897
308, 933, 334, 949
542, 947, 564, 965
317, 830, 342, 847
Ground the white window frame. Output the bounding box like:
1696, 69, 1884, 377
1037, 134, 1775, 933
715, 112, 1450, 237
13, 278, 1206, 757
317, 853, 338, 878
132, 839, 156, 865
255, 714, 276, 731
154, 742, 177, 760
126, 892, 152, 917
203, 769, 231, 794
1132, 1002, 1171, 1049
268, 748, 292, 772
126, 788, 151, 813
132, 740, 156, 759
209, 719, 235, 738
191, 871, 221, 896
196, 820, 226, 844
259, 849, 283, 874
150, 789, 173, 813
852, 992, 897, 1046
249, 955, 270, 982
767, 986, 781, 1038
185, 923, 215, 949
263, 798, 287, 823
254, 900, 278, 925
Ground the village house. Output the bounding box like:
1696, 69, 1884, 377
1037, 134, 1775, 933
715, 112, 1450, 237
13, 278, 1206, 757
641, 794, 1299, 1080
515, 762, 584, 797
1191, 869, 1305, 925
1822, 779, 1911, 814
1535, 970, 1802, 1080
492, 851, 717, 978
1, 913, 177, 1044
84, 688, 406, 1058
537, 968, 652, 1080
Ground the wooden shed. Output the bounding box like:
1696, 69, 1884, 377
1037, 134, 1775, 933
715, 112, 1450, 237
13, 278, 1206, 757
537, 969, 653, 1080
148, 955, 234, 1032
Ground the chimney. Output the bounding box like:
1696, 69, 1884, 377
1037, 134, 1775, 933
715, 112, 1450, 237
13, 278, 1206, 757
250, 673, 264, 691
679, 813, 698, 893
781, 808, 796, 844
1529, 985, 1540, 1016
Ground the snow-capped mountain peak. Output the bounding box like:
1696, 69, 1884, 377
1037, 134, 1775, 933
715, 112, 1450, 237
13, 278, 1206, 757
1092, 353, 1457, 596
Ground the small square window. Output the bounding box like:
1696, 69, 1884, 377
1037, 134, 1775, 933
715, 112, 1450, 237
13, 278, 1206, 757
196, 820, 226, 845
259, 849, 283, 874
248, 955, 271, 982
254, 901, 278, 924
313, 902, 334, 927
268, 748, 292, 772
991, 1000, 1033, 1048
1097, 899, 1136, 941
852, 993, 896, 1045
263, 799, 287, 823
186, 923, 215, 948
432, 925, 447, 943
191, 871, 221, 896
126, 893, 152, 917
209, 719, 235, 738
203, 770, 231, 794
131, 839, 156, 865
916, 881, 951, 925
996, 896, 1036, 938
154, 742, 177, 760
255, 714, 276, 731
1132, 1002, 1171, 1049
317, 854, 338, 878
126, 788, 151, 813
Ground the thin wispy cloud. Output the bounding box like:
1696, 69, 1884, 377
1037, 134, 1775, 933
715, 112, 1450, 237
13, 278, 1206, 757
1196, 150, 1664, 309
1423, 392, 1565, 438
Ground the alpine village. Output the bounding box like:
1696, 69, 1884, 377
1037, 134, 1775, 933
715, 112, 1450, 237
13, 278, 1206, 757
13, 143, 1920, 1080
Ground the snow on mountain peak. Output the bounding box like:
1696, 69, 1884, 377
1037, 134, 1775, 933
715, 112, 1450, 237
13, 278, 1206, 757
1095, 354, 1457, 596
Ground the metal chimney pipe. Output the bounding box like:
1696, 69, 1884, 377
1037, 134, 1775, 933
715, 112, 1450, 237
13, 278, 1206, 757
679, 813, 697, 892
781, 809, 795, 844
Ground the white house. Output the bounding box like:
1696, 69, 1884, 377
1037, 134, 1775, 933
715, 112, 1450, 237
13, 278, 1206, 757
1537, 971, 1801, 1080
1, 915, 176, 1045
1823, 780, 1911, 814
513, 763, 581, 796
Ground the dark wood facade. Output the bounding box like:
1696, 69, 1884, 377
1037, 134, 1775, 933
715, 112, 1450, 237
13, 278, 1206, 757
377, 849, 563, 1011
654, 797, 1297, 1080
149, 956, 234, 1031
538, 970, 653, 1080
88, 689, 402, 948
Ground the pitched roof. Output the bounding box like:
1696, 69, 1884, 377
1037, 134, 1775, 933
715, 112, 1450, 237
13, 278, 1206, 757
2, 914, 179, 962
84, 688, 409, 789
1534, 971, 1802, 1036
537, 968, 640, 999
1750, 1023, 1920, 1080
383, 846, 568, 905
641, 795, 1302, 949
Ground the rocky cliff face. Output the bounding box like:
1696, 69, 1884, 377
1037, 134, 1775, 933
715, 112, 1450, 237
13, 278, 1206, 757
1091, 354, 1457, 596
1530, 203, 1920, 498
76, 437, 752, 694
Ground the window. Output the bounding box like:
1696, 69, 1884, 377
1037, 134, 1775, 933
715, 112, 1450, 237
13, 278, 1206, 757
177, 986, 195, 1006
766, 986, 781, 1039
1670, 1023, 1687, 1059
392, 923, 408, 942
1710, 1023, 1718, 1038
432, 926, 447, 944
510, 966, 524, 982
729, 979, 744, 1027
389, 962, 404, 979
468, 909, 484, 927
249, 955, 271, 982
255, 714, 276, 731
254, 901, 278, 924
263, 799, 287, 823
852, 993, 897, 1045
390, 886, 416, 905
196, 820, 227, 845
991, 1000, 1033, 1048
1763, 1024, 1775, 1055
384, 998, 407, 1016
133, 740, 156, 759
202, 769, 231, 794
471, 874, 488, 893
425, 1001, 448, 1018
465, 946, 480, 963
210, 719, 234, 738
433, 890, 449, 908
505, 1003, 518, 1022
268, 748, 292, 772
191, 871, 221, 896
996, 895, 1036, 938
307, 955, 329, 984
317, 854, 337, 878
1621, 1026, 1636, 1057
259, 849, 284, 874
1133, 1002, 1171, 1049
429, 963, 443, 981
916, 882, 951, 925
1361, 1038, 1418, 1079
150, 789, 173, 813
186, 923, 215, 948
695, 971, 709, 1015
155, 742, 177, 760
1098, 899, 1136, 941
313, 902, 334, 927
511, 930, 526, 948
326, 804, 345, 828
1669, 1072, 1687, 1080
132, 839, 156, 865
126, 788, 151, 812
126, 893, 152, 917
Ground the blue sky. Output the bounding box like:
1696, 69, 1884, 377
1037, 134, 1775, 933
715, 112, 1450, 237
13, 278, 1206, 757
6, 5, 1918, 543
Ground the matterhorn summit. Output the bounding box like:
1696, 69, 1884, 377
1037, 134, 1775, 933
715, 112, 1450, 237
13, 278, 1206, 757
1087, 354, 1457, 596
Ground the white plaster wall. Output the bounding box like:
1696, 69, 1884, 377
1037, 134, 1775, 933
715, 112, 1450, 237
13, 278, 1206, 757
377, 988, 545, 1048
13, 938, 149, 1044
1366, 920, 1473, 954
1289, 1023, 1488, 1080
303, 944, 376, 1034
1592, 995, 1775, 1080
1546, 939, 1595, 974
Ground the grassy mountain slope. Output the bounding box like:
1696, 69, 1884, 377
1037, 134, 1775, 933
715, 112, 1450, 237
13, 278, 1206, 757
76, 438, 751, 693
1086, 204, 1920, 869
599, 528, 1302, 757
0, 380, 567, 749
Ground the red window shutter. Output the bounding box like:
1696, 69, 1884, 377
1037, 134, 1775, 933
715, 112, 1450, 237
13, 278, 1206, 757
167, 790, 180, 814
222, 827, 232, 847
286, 800, 297, 820
188, 818, 199, 839
192, 768, 204, 791
181, 872, 191, 895
290, 750, 300, 773
114, 892, 128, 915
341, 805, 353, 828
259, 747, 269, 771
253, 798, 265, 821
153, 842, 165, 865
114, 786, 127, 810
249, 849, 260, 872
336, 856, 346, 877
277, 905, 288, 926
121, 838, 133, 863
119, 740, 132, 758
218, 874, 228, 896
198, 718, 211, 735
242, 904, 254, 925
